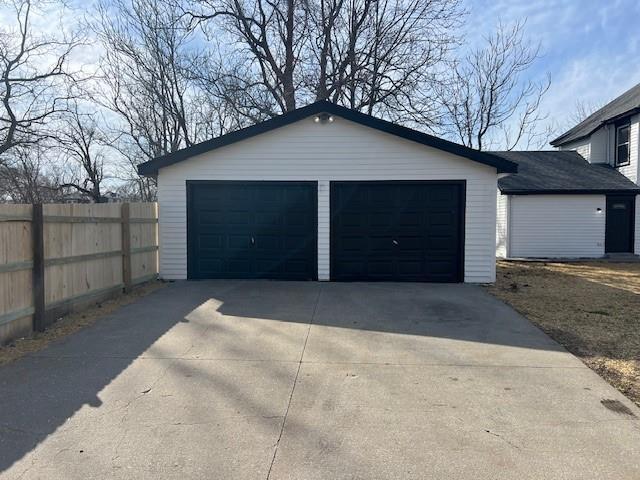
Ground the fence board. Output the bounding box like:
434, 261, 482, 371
0, 203, 159, 344
0, 205, 34, 342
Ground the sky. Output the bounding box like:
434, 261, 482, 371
3, 0, 640, 147
466, 0, 640, 136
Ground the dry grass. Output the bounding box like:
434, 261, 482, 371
487, 260, 640, 406
0, 281, 166, 367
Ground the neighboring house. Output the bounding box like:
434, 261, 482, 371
551, 83, 640, 184
493, 151, 640, 258
138, 101, 517, 283
495, 83, 640, 259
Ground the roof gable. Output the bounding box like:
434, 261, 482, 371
138, 101, 517, 175
551, 82, 640, 146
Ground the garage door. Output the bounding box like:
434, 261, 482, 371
187, 182, 317, 279
331, 181, 464, 282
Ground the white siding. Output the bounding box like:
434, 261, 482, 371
496, 190, 509, 258
589, 126, 611, 164
157, 116, 499, 283
618, 114, 639, 184
636, 195, 640, 255
559, 138, 591, 161
564, 115, 639, 184
509, 195, 606, 258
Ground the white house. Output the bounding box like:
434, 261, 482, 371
138, 101, 517, 283
495, 83, 640, 259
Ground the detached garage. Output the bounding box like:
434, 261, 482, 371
138, 101, 517, 283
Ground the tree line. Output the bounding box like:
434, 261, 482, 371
0, 0, 550, 202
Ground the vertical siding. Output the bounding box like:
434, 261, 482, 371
495, 190, 508, 258
157, 117, 499, 283
509, 195, 606, 258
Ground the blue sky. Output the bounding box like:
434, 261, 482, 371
6, 0, 640, 143
467, 0, 640, 132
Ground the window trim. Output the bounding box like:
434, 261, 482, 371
615, 122, 631, 167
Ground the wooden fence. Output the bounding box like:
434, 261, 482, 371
0, 203, 159, 345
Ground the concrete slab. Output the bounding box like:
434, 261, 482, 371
269, 362, 640, 480
304, 282, 583, 367
0, 280, 639, 480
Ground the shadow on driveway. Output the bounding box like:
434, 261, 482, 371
0, 280, 584, 477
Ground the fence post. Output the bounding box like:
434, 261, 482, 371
32, 203, 45, 332
121, 203, 132, 293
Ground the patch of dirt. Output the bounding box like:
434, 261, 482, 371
0, 281, 166, 367
487, 260, 640, 407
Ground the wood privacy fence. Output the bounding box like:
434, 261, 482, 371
0, 203, 159, 345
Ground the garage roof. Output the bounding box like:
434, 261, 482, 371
494, 151, 640, 195
137, 101, 518, 175
550, 82, 640, 146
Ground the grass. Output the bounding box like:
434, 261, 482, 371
487, 260, 640, 407
0, 281, 166, 367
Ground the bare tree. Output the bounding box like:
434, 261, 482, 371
92, 0, 225, 200
436, 20, 550, 151
55, 102, 107, 202
0, 145, 63, 202
568, 99, 602, 126
0, 0, 83, 161
185, 0, 463, 122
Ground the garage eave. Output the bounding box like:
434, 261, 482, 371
499, 188, 640, 195
137, 101, 518, 176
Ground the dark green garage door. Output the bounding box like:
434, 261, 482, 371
187, 182, 317, 280
331, 181, 464, 282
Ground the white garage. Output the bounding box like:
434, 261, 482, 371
138, 101, 517, 283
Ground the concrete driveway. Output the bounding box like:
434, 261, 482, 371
1, 281, 639, 480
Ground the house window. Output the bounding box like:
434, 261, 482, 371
615, 123, 630, 166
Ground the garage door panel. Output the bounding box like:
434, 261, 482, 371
336, 236, 364, 252
336, 259, 366, 276
366, 260, 395, 276
197, 210, 227, 225
427, 237, 457, 251
197, 234, 224, 249
337, 212, 364, 228
284, 187, 313, 204
284, 259, 312, 274
254, 238, 282, 252
396, 236, 423, 251
397, 212, 421, 226
369, 236, 395, 252
254, 212, 280, 225
284, 212, 308, 227
397, 260, 423, 275
331, 182, 463, 282
188, 182, 317, 280
200, 259, 224, 272
370, 212, 394, 227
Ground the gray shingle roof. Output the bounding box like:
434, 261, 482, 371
493, 151, 640, 194
550, 83, 640, 146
